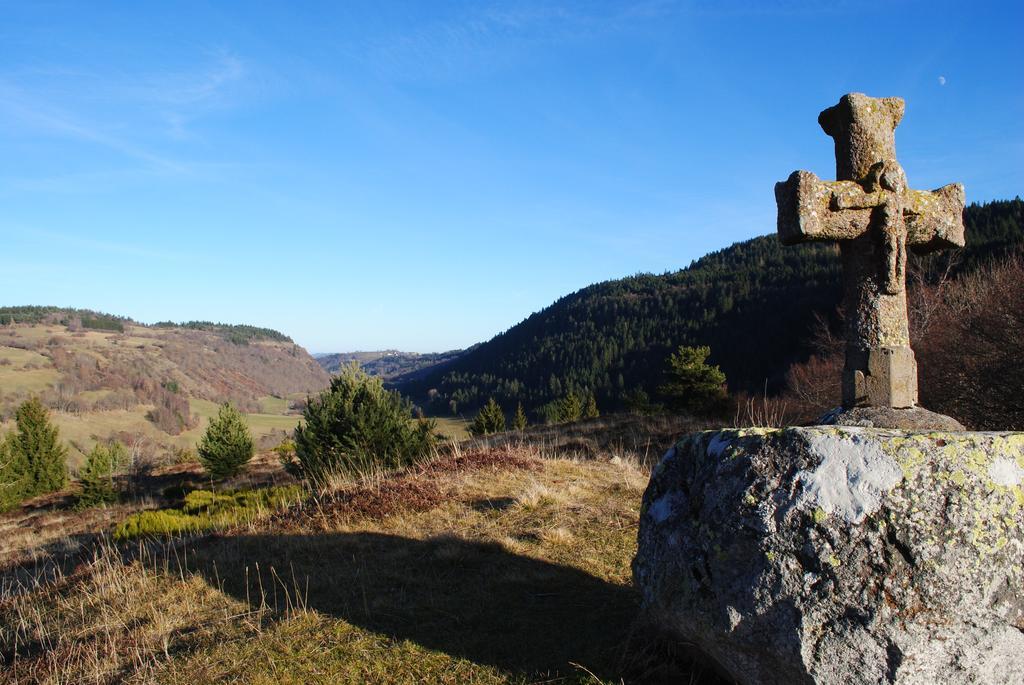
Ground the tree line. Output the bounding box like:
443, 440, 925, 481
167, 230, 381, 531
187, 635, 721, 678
151, 321, 292, 345
0, 306, 126, 332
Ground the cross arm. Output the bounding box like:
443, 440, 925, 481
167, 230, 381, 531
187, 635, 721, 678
904, 183, 966, 253
775, 170, 872, 245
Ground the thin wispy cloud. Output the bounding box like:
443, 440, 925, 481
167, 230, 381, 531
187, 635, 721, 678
137, 51, 247, 138
13, 225, 194, 262
0, 80, 185, 171
0, 50, 248, 159
145, 52, 245, 107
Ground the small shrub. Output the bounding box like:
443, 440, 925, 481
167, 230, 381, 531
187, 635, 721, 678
76, 442, 127, 509
469, 398, 506, 436
114, 509, 200, 539
113, 485, 303, 540
170, 445, 197, 464
293, 364, 436, 485
623, 388, 661, 415
145, 387, 196, 435
274, 439, 298, 475
197, 404, 254, 480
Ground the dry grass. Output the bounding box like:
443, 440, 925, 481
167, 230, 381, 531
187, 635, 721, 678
0, 536, 291, 685
730, 392, 790, 428
0, 442, 721, 684
467, 413, 716, 468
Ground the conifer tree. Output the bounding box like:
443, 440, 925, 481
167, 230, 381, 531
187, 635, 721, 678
197, 403, 254, 480
468, 398, 506, 436
513, 402, 528, 431
583, 393, 600, 419
292, 364, 436, 484
76, 442, 127, 509
558, 392, 583, 423
0, 432, 29, 511
13, 397, 67, 495
658, 345, 728, 416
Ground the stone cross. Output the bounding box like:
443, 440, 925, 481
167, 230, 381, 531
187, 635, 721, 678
775, 93, 965, 409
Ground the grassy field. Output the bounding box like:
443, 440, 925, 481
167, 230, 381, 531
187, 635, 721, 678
258, 395, 292, 415
0, 397, 301, 471
432, 416, 470, 441
0, 444, 712, 683
2, 390, 466, 472
0, 344, 60, 393
47, 406, 179, 469
188, 398, 301, 437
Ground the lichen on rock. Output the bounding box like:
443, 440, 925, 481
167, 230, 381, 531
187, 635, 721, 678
633, 427, 1024, 685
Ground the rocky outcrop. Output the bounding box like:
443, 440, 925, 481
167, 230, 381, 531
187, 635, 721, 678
633, 427, 1024, 684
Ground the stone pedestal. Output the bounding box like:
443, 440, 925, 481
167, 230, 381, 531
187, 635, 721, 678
633, 428, 1024, 685
844, 345, 918, 408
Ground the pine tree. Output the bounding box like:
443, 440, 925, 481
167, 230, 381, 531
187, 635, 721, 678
0, 432, 29, 511
292, 364, 436, 484
583, 393, 600, 419
468, 398, 506, 436
76, 442, 127, 509
197, 403, 254, 480
558, 392, 583, 423
513, 402, 528, 431
13, 397, 67, 496
658, 345, 728, 416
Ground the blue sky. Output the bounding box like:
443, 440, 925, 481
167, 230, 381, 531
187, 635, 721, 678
1, 1, 1021, 353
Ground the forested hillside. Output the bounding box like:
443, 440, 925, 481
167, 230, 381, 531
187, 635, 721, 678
400, 198, 1024, 415
316, 349, 465, 379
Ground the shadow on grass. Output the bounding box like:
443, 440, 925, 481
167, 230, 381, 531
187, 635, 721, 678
190, 531, 676, 682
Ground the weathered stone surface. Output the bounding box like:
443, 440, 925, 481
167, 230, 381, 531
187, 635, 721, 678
633, 428, 1024, 684
820, 406, 966, 431
775, 93, 965, 409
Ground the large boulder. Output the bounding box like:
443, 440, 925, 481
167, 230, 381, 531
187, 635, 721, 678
633, 427, 1024, 684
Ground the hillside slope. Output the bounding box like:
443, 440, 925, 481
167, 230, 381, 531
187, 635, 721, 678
399, 198, 1024, 414
0, 311, 330, 464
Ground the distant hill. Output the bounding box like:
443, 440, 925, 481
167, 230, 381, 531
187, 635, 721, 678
316, 349, 466, 381
152, 320, 293, 345
0, 306, 129, 332
0, 308, 295, 345
0, 310, 330, 464
397, 198, 1024, 415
